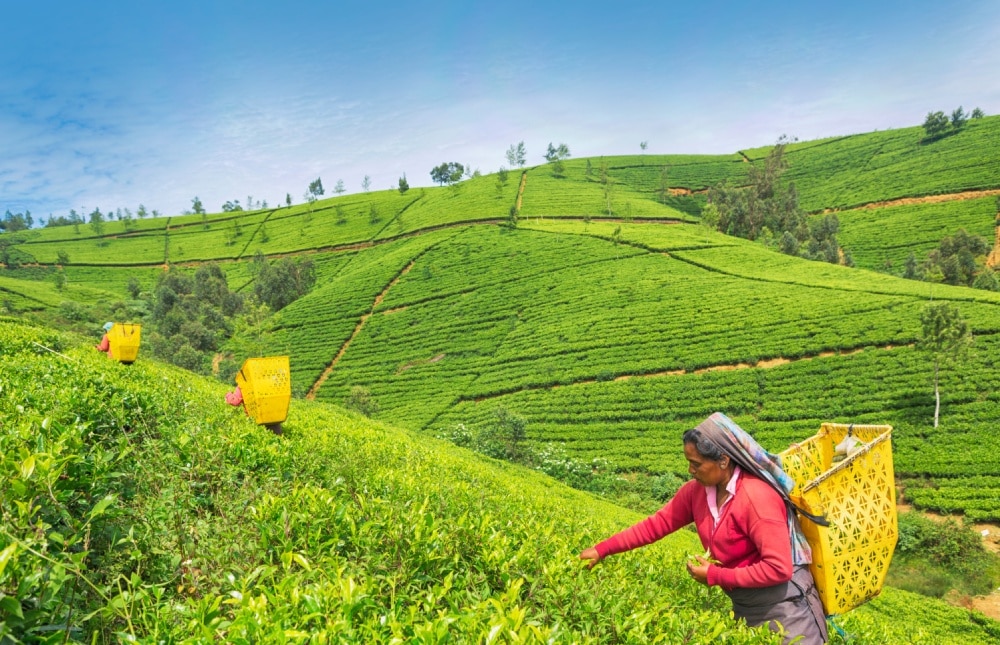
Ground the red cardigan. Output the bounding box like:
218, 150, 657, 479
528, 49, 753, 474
594, 475, 793, 589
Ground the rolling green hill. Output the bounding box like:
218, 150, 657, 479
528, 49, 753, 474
3, 117, 1000, 640
2, 319, 998, 643
269, 218, 1000, 521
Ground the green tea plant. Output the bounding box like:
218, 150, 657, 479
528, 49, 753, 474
1, 318, 996, 643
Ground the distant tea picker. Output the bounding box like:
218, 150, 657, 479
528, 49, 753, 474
94, 321, 142, 364
225, 356, 291, 435
94, 322, 114, 358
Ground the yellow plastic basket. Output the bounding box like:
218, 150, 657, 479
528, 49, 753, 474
107, 323, 142, 363
779, 423, 897, 616
235, 356, 291, 425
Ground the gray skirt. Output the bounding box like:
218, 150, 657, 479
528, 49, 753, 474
725, 565, 828, 645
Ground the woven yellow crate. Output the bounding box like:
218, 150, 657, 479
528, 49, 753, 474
107, 323, 142, 364
235, 356, 291, 425
779, 423, 897, 616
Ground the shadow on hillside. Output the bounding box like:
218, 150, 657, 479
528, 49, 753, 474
919, 130, 961, 145
887, 390, 936, 431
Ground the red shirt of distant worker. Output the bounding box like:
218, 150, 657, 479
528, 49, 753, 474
225, 386, 243, 407
95, 322, 113, 358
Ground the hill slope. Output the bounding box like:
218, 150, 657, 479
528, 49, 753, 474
2, 119, 1000, 520
2, 319, 998, 642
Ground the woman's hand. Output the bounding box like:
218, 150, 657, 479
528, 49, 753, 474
579, 547, 602, 570
686, 554, 711, 585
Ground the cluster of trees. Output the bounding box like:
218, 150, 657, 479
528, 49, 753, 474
222, 196, 268, 212
1, 210, 33, 232
544, 142, 571, 177
430, 162, 465, 186
0, 234, 36, 268
922, 106, 984, 140
702, 138, 851, 265
135, 252, 316, 374
141, 264, 246, 372
903, 227, 999, 291
0, 205, 163, 233
250, 251, 317, 311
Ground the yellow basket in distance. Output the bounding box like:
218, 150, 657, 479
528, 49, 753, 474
779, 423, 897, 616
107, 323, 142, 363
235, 356, 291, 425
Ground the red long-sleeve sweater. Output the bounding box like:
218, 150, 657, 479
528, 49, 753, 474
95, 334, 112, 358
594, 475, 793, 590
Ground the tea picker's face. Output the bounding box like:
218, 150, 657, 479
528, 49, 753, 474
684, 442, 729, 487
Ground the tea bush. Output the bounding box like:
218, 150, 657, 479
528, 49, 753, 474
2, 319, 997, 642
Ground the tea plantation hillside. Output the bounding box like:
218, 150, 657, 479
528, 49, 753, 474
2, 319, 998, 643
1, 118, 999, 521
267, 218, 1000, 520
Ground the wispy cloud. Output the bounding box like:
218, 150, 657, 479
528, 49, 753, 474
2, 0, 999, 220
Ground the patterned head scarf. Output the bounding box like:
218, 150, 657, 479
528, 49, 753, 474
694, 412, 827, 566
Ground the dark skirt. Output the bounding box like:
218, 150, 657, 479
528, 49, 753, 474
725, 565, 828, 645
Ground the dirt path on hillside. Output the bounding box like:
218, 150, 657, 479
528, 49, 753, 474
896, 502, 1000, 619
471, 345, 904, 403
988, 220, 1000, 269
966, 526, 1000, 620
822, 188, 1000, 214
305, 261, 415, 400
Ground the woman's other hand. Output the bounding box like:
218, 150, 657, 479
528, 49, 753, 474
579, 547, 602, 569
686, 554, 710, 585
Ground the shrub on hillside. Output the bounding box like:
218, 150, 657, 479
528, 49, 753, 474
706, 139, 850, 265
906, 228, 996, 290
890, 511, 1000, 597
344, 385, 379, 418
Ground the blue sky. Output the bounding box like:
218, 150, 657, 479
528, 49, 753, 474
2, 1, 998, 220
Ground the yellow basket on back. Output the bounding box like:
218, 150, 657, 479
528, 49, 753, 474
107, 323, 142, 363
779, 423, 897, 616
235, 356, 291, 425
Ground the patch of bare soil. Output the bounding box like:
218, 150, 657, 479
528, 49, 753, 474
824, 189, 1000, 214
896, 502, 1000, 620
694, 362, 753, 373
473, 345, 908, 404
397, 353, 446, 374
987, 222, 1000, 269
968, 521, 1000, 620
962, 591, 1000, 620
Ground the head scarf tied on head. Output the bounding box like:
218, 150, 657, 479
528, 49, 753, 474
103, 322, 114, 332
694, 412, 827, 566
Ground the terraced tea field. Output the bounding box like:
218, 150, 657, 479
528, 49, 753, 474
3, 318, 995, 642
4, 116, 1000, 523
266, 216, 1000, 520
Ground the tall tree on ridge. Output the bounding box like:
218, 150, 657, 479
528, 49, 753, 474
506, 141, 526, 168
